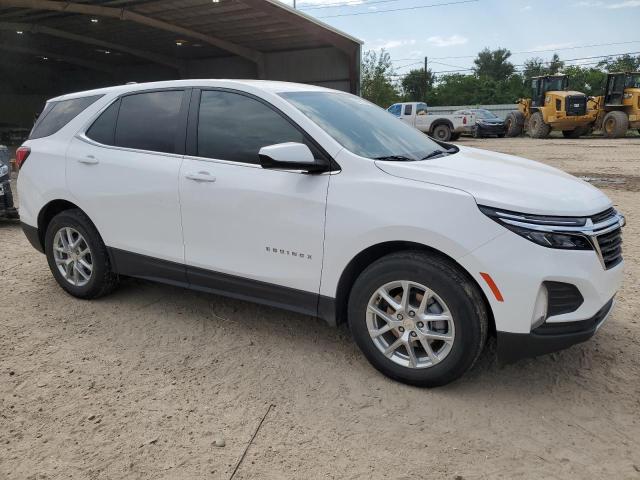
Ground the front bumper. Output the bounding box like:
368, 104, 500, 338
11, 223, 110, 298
0, 178, 18, 219
497, 298, 614, 363
476, 123, 506, 135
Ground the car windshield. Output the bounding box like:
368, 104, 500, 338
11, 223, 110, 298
280, 91, 445, 161
626, 74, 640, 88
472, 109, 498, 119
544, 77, 567, 91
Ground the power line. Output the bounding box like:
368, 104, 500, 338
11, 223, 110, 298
388, 50, 640, 77
317, 0, 478, 18
390, 39, 640, 63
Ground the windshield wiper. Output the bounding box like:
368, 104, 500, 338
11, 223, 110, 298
421, 147, 457, 160
374, 155, 414, 162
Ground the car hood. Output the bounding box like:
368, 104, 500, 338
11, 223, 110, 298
375, 145, 612, 216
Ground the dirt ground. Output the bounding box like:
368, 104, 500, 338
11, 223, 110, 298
1, 136, 639, 480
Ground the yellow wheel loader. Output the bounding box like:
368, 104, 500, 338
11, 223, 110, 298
590, 72, 640, 138
505, 75, 597, 138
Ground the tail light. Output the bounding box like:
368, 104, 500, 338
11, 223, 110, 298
463, 116, 467, 124
15, 146, 30, 170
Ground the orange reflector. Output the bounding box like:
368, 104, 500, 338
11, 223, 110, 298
480, 272, 504, 302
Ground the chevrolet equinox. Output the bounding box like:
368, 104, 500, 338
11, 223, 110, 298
17, 80, 625, 386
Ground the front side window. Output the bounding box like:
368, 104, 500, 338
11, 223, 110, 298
197, 90, 319, 164
387, 104, 401, 117
281, 91, 443, 161
30, 95, 102, 139
114, 90, 183, 154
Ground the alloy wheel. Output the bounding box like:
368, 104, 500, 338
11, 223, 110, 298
53, 227, 93, 287
366, 280, 455, 369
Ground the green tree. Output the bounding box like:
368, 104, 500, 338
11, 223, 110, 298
597, 54, 640, 72
563, 65, 607, 96
547, 53, 565, 75
360, 49, 400, 107
522, 57, 546, 81
401, 68, 434, 103
473, 48, 515, 81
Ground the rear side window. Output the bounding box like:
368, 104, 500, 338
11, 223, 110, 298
404, 104, 412, 115
86, 100, 120, 145
30, 95, 102, 139
114, 90, 183, 154
197, 90, 321, 164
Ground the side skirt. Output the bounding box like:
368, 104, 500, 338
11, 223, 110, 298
107, 247, 336, 323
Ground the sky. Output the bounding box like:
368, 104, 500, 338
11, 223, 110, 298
278, 0, 640, 78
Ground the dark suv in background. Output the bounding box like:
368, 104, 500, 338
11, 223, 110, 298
454, 108, 507, 138
0, 145, 18, 220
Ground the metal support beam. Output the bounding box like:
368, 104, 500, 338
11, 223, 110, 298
0, 21, 185, 71
0, 43, 114, 72
0, 0, 265, 67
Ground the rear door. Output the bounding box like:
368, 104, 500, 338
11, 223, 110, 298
67, 89, 189, 271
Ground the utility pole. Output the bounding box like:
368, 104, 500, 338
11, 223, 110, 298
293, 0, 296, 8
424, 56, 428, 102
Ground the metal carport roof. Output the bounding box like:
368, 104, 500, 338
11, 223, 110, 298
0, 0, 362, 92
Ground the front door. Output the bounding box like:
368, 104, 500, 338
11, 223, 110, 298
179, 89, 330, 315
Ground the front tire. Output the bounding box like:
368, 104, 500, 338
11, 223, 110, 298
505, 111, 524, 137
348, 251, 488, 387
45, 209, 118, 299
602, 111, 628, 138
528, 112, 551, 138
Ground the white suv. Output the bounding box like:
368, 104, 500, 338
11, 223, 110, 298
17, 80, 625, 386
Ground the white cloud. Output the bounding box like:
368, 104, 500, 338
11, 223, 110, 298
368, 38, 417, 50
521, 5, 532, 10
607, 0, 640, 8
426, 35, 468, 47
530, 42, 575, 51
574, 0, 640, 7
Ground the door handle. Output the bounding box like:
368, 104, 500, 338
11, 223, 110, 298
185, 171, 216, 182
78, 155, 99, 165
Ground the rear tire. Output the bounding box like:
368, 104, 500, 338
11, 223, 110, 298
528, 112, 551, 138
347, 251, 488, 387
45, 209, 119, 299
602, 111, 629, 138
432, 124, 452, 142
505, 111, 524, 137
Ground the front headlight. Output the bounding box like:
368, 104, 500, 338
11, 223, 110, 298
0, 164, 9, 177
479, 205, 593, 250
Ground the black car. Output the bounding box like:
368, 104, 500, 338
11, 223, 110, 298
0, 145, 18, 220
454, 109, 507, 138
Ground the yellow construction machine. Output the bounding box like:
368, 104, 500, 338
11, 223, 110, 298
505, 75, 597, 138
590, 72, 640, 138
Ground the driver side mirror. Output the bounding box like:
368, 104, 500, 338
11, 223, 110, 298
258, 142, 327, 173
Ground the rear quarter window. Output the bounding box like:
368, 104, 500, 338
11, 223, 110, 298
30, 95, 102, 140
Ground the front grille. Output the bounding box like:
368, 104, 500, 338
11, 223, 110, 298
591, 207, 615, 225
597, 227, 623, 269
566, 95, 587, 116
544, 281, 584, 317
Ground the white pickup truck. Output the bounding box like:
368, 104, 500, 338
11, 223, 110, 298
387, 102, 475, 141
